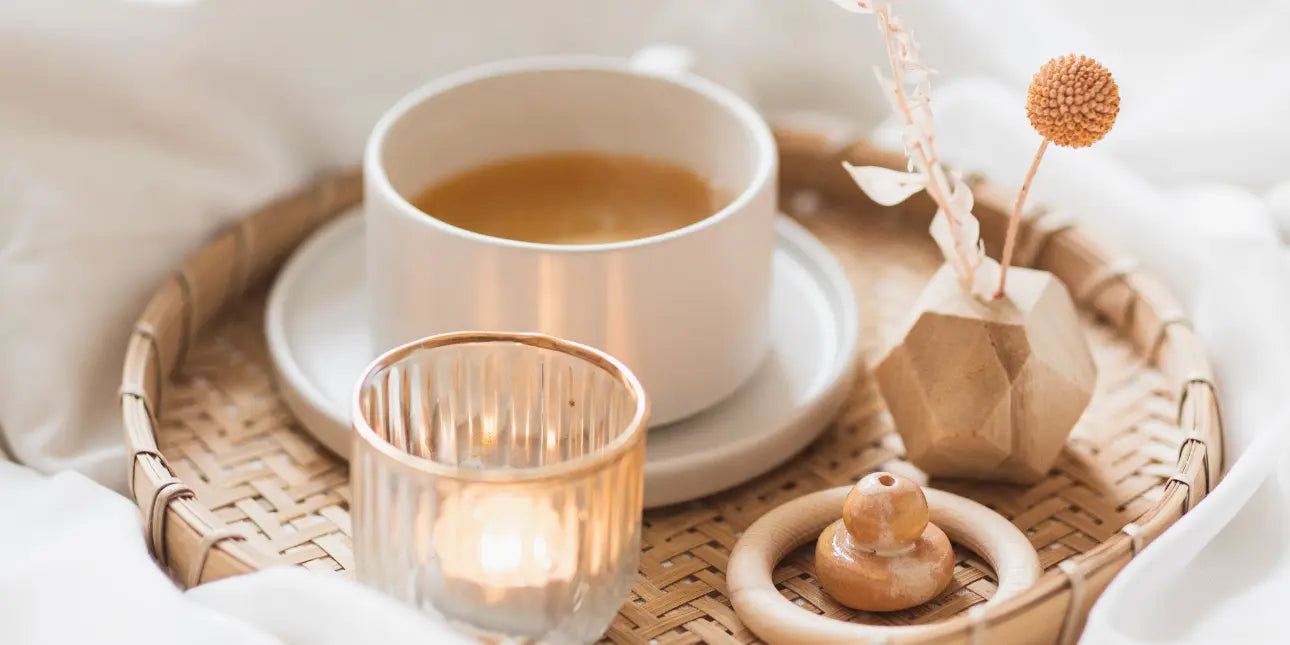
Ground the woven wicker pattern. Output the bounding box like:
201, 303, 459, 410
158, 324, 353, 573
123, 131, 1223, 644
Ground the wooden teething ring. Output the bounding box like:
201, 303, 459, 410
728, 485, 1041, 644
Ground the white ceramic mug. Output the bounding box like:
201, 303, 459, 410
364, 54, 777, 425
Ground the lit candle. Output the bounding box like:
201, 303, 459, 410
431, 490, 579, 635
352, 332, 647, 643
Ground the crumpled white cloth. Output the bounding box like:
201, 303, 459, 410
2, 1, 1289, 643
0, 461, 472, 645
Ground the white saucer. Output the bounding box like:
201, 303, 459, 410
265, 209, 859, 507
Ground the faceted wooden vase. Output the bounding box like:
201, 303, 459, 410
876, 264, 1097, 484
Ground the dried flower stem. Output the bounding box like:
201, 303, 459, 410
874, 7, 978, 281
995, 139, 1049, 298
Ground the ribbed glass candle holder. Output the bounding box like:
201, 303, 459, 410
351, 332, 648, 644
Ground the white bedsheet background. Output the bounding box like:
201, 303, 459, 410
2, 1, 1288, 643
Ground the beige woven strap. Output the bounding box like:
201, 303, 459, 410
968, 605, 988, 645
131, 318, 178, 387
221, 221, 251, 304
1147, 313, 1192, 363
1121, 522, 1145, 557
124, 329, 165, 407
1023, 204, 1052, 221
1057, 560, 1087, 645
147, 478, 195, 567
1169, 470, 1196, 514
126, 446, 165, 500
1076, 259, 1139, 306
169, 271, 196, 370
1176, 374, 1220, 495
1177, 374, 1219, 423
1176, 430, 1213, 497
1015, 208, 1076, 268
119, 386, 157, 423
187, 528, 247, 587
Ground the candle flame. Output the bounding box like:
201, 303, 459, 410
434, 492, 576, 587
481, 413, 498, 448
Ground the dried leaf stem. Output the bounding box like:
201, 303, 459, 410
874, 7, 980, 287
831, 0, 1001, 300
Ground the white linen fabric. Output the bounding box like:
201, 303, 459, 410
1, 1, 1288, 643
0, 461, 473, 645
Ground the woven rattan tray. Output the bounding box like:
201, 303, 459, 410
121, 129, 1223, 644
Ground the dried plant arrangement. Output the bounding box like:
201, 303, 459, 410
831, 0, 1119, 484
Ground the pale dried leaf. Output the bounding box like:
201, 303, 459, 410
901, 125, 925, 170
901, 61, 931, 84
891, 20, 921, 56
893, 34, 918, 65
932, 203, 984, 278
958, 211, 980, 250
949, 175, 982, 263
842, 163, 927, 206
970, 258, 1003, 301
949, 172, 975, 215
930, 211, 972, 280
873, 67, 903, 116
907, 92, 934, 134
929, 211, 959, 269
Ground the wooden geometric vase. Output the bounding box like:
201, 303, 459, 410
876, 263, 1097, 484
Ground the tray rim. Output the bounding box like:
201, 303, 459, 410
119, 128, 1224, 643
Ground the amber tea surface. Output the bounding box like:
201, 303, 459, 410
411, 151, 725, 245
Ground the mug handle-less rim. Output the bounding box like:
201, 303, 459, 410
364, 52, 776, 256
